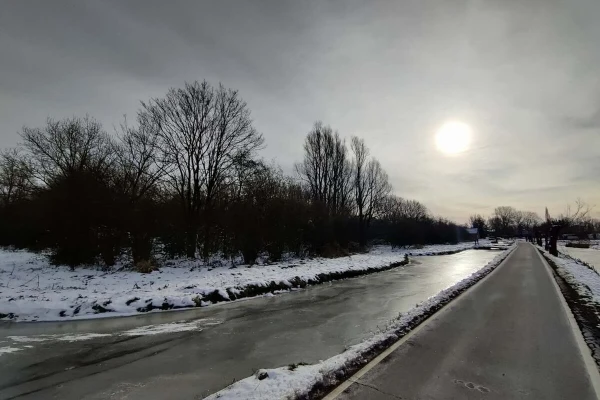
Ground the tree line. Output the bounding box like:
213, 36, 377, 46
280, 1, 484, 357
469, 201, 599, 239
0, 80, 469, 270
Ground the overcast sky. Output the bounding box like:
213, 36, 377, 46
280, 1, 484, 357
1, 0, 598, 222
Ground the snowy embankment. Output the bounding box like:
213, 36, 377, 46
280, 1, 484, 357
542, 250, 600, 307
204, 246, 515, 400
540, 248, 600, 365
1, 242, 483, 322
558, 239, 600, 250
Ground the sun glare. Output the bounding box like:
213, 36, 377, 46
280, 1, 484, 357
435, 121, 472, 155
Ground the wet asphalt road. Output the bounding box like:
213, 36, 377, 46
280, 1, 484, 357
336, 243, 600, 400
0, 250, 500, 400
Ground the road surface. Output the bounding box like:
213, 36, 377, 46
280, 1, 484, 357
0, 250, 500, 399
332, 243, 600, 400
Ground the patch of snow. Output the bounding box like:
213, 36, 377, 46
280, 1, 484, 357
121, 318, 222, 336
543, 250, 600, 305
0, 242, 488, 322
8, 332, 110, 343
5, 319, 223, 349
57, 333, 111, 342
216, 288, 230, 300
0, 346, 22, 356
7, 336, 49, 343
204, 246, 515, 400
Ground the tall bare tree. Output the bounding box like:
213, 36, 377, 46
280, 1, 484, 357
139, 80, 263, 258
351, 137, 391, 248
364, 159, 391, 221
113, 117, 166, 264
296, 122, 352, 215
350, 136, 368, 247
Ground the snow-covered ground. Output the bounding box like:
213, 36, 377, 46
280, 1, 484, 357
543, 250, 600, 306
204, 247, 515, 400
1, 242, 492, 322
558, 246, 600, 273
558, 239, 600, 250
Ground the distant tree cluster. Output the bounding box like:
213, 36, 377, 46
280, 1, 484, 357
468, 207, 542, 238
469, 200, 598, 239
0, 80, 469, 270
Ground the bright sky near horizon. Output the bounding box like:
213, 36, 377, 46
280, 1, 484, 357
1, 0, 599, 222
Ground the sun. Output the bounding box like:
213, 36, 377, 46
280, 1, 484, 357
435, 121, 472, 155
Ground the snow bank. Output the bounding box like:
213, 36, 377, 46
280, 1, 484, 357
558, 240, 600, 250
1, 242, 487, 322
204, 246, 515, 400
543, 250, 600, 305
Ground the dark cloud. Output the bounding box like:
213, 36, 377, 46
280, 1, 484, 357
1, 0, 599, 222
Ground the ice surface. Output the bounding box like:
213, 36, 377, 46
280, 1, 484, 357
1, 242, 486, 321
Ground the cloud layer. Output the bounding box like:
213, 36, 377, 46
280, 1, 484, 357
1, 0, 598, 221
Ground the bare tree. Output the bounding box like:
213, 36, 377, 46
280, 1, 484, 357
520, 211, 541, 231
0, 148, 33, 207
364, 159, 392, 221
19, 116, 117, 266
561, 198, 594, 226
382, 196, 428, 223
400, 199, 429, 221
113, 117, 166, 264
114, 117, 164, 203
140, 80, 264, 258
350, 136, 368, 247
20, 116, 114, 186
296, 122, 352, 215
493, 206, 520, 236
351, 137, 391, 248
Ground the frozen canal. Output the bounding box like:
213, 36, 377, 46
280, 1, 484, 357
0, 249, 502, 400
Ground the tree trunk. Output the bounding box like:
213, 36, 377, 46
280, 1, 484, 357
131, 232, 153, 264
185, 219, 197, 258
202, 204, 213, 260
358, 215, 367, 249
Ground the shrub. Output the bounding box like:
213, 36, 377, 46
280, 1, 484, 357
133, 259, 158, 273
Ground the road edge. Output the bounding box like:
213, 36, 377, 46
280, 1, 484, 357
534, 247, 600, 398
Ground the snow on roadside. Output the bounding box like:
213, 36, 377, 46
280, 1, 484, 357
543, 250, 600, 305
204, 246, 515, 400
0, 242, 489, 322
558, 240, 600, 251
